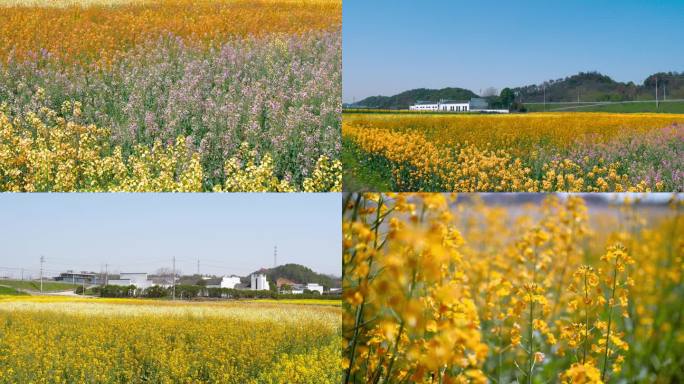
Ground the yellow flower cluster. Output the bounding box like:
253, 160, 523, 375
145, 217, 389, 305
343, 112, 682, 192
0, 103, 202, 191
0, 296, 342, 384
0, 104, 340, 192
344, 112, 684, 153
343, 124, 537, 191
344, 123, 655, 192
215, 143, 342, 192
560, 363, 603, 384
0, 0, 341, 66
343, 193, 489, 383
343, 193, 684, 383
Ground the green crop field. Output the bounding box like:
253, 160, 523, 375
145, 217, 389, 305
0, 279, 79, 292
0, 286, 27, 295
524, 100, 684, 113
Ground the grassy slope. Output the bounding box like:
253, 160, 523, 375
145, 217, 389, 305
525, 101, 684, 113
0, 279, 78, 292
342, 139, 392, 192
0, 286, 27, 295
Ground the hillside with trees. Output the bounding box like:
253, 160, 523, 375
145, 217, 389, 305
351, 87, 477, 109
252, 263, 341, 289
347, 71, 684, 109
514, 71, 684, 102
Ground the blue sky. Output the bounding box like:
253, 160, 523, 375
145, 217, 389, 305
0, 194, 341, 278
343, 0, 684, 102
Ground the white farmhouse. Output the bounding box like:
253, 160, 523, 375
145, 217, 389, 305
305, 283, 324, 294
108, 273, 154, 289
408, 102, 440, 111
289, 283, 324, 294
250, 273, 270, 291
409, 98, 490, 112
206, 275, 241, 289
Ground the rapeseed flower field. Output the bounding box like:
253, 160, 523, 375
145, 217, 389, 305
343, 193, 683, 383
343, 113, 684, 192
0, 0, 341, 191
0, 296, 342, 383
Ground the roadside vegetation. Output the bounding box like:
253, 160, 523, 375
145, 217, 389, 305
0, 279, 78, 292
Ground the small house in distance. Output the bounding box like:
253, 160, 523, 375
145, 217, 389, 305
250, 273, 270, 291
276, 277, 297, 289
108, 273, 154, 289
55, 271, 99, 284
206, 275, 241, 289
409, 97, 505, 113
288, 283, 324, 295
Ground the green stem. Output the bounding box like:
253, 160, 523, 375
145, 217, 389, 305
601, 257, 619, 381
583, 271, 589, 364
527, 245, 538, 384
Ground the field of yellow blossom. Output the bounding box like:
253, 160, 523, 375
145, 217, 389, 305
343, 193, 683, 383
0, 296, 341, 383
0, 0, 341, 191
342, 112, 684, 192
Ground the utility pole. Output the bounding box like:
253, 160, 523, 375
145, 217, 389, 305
543, 84, 546, 112
197, 258, 200, 276
105, 263, 108, 286
274, 246, 277, 268
172, 256, 176, 300
39, 255, 45, 293
655, 77, 659, 109
20, 268, 24, 281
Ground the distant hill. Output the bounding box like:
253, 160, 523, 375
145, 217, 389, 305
347, 71, 684, 108
250, 263, 341, 289
352, 87, 478, 109
514, 71, 684, 103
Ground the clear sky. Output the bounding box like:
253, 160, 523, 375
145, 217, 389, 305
0, 194, 341, 279
343, 0, 684, 102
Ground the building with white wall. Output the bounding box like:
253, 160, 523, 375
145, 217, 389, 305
409, 102, 440, 111
56, 271, 99, 284
410, 98, 491, 112
289, 283, 324, 294
439, 101, 470, 112
305, 283, 324, 294
108, 273, 153, 289
250, 273, 270, 291
206, 275, 242, 289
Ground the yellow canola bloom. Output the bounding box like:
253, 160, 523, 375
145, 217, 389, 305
0, 104, 340, 192
343, 193, 683, 383
343, 122, 655, 192
0, 0, 341, 66
0, 297, 342, 384
344, 112, 684, 153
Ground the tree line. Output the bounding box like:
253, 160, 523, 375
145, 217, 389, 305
81, 284, 340, 300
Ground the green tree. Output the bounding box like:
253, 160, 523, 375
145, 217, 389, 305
499, 88, 515, 109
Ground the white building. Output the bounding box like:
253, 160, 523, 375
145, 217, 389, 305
250, 273, 270, 291
410, 98, 491, 112
206, 275, 242, 289
305, 283, 324, 294
108, 273, 154, 289
289, 283, 324, 295
409, 102, 440, 111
